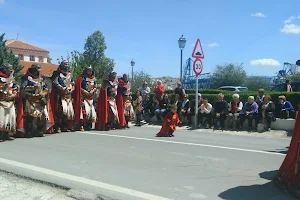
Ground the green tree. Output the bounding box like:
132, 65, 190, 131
244, 76, 271, 91
288, 73, 300, 81
0, 33, 23, 83
131, 69, 154, 92
47, 55, 52, 63
58, 31, 114, 82
210, 63, 247, 89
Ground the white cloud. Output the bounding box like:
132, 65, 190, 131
250, 59, 280, 66
284, 15, 300, 24
251, 13, 266, 18
281, 15, 300, 34
281, 24, 300, 34
208, 42, 219, 48
0, 0, 4, 4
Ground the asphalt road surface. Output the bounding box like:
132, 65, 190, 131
0, 126, 295, 200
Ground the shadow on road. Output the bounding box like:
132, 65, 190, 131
218, 170, 294, 200
266, 147, 289, 155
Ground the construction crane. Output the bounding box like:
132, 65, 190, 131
182, 58, 211, 89
272, 61, 300, 85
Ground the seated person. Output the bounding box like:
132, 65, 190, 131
142, 95, 153, 121
198, 98, 212, 128
213, 93, 228, 130
239, 96, 259, 132
261, 95, 276, 131
170, 94, 182, 113
277, 95, 295, 119
155, 94, 170, 120
227, 93, 243, 131
179, 94, 191, 125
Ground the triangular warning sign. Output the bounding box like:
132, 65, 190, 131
192, 39, 204, 59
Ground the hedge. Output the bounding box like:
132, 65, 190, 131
133, 92, 300, 109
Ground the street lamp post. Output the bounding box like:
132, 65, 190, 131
178, 35, 186, 83
131, 59, 135, 82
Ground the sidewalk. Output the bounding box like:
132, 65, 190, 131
0, 171, 106, 200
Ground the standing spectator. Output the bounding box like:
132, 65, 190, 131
198, 98, 212, 128
174, 82, 185, 100
261, 95, 276, 131
179, 94, 191, 125
213, 93, 228, 130
140, 82, 151, 101
154, 80, 165, 100
154, 94, 170, 120
227, 94, 243, 131
286, 80, 293, 92
239, 96, 259, 132
277, 95, 295, 119
133, 91, 143, 126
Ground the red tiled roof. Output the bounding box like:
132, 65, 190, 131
19, 61, 58, 77
6, 40, 49, 53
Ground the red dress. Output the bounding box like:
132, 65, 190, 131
156, 112, 180, 137
96, 87, 108, 130
275, 105, 300, 196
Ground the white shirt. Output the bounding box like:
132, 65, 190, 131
200, 103, 212, 114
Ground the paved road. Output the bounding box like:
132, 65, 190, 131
0, 127, 294, 200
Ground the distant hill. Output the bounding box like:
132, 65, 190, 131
151, 76, 180, 90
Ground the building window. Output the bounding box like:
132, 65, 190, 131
18, 54, 24, 60
30, 55, 35, 61
38, 56, 43, 62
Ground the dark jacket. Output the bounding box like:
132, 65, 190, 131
214, 100, 228, 115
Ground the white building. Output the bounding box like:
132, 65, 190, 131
5, 40, 49, 63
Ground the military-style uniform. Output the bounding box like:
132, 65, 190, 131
0, 64, 17, 141
74, 66, 97, 131
18, 64, 52, 138
50, 61, 75, 132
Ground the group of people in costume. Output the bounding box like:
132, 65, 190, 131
0, 61, 133, 142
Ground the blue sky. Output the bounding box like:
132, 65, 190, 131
0, 0, 300, 78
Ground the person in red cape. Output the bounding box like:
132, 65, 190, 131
73, 66, 97, 131
274, 105, 300, 197
117, 74, 131, 129
156, 105, 180, 137
50, 61, 75, 133
16, 64, 54, 138
0, 63, 17, 141
96, 80, 109, 131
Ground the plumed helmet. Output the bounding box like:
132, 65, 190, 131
0, 63, 13, 74
59, 60, 70, 73
296, 60, 300, 66
30, 63, 41, 71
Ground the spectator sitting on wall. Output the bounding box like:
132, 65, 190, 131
174, 82, 185, 100
227, 93, 243, 131
154, 80, 165, 100
143, 94, 153, 122
277, 95, 295, 119
155, 94, 170, 120
171, 94, 182, 114
190, 93, 203, 117
198, 98, 212, 129
239, 96, 259, 132
261, 95, 276, 131
213, 93, 228, 130
178, 94, 191, 126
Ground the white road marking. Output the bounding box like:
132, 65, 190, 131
0, 158, 172, 200
81, 132, 285, 156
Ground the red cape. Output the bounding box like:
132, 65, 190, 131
157, 112, 179, 137
96, 87, 108, 130
73, 76, 83, 122
275, 106, 300, 193
116, 93, 126, 128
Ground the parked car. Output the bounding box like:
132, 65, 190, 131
218, 86, 249, 92
271, 81, 300, 92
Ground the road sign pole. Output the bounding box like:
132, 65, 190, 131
194, 75, 198, 129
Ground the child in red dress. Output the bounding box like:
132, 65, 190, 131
156, 105, 180, 137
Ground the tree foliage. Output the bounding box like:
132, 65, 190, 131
131, 69, 154, 92
0, 33, 23, 83
288, 73, 300, 81
209, 63, 247, 89
47, 55, 52, 63
244, 76, 272, 91
58, 31, 114, 82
